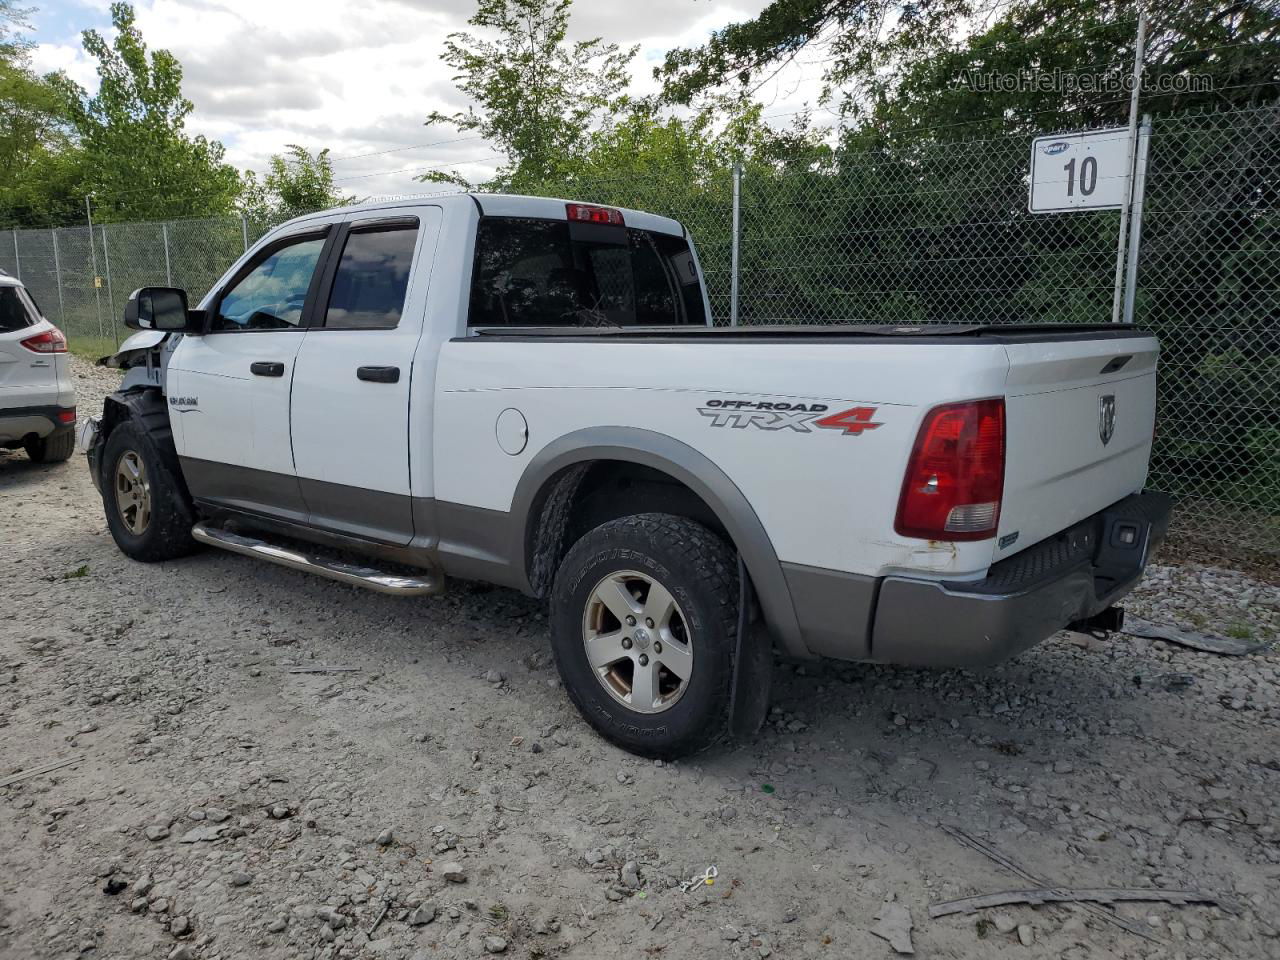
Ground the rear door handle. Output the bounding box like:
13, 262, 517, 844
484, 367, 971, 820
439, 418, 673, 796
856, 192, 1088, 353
357, 365, 400, 383
250, 361, 285, 377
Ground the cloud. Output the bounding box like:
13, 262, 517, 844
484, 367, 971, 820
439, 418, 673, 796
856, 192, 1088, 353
28, 0, 823, 197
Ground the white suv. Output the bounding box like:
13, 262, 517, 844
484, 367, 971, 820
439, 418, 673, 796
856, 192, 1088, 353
0, 271, 76, 463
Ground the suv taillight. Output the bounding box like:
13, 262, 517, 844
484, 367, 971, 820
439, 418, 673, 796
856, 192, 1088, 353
895, 398, 1005, 542
20, 327, 67, 353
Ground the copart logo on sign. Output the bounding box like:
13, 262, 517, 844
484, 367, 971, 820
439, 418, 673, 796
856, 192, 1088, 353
697, 398, 881, 436
1041, 141, 1070, 156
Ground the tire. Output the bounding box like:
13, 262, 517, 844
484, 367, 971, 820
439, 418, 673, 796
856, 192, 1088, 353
550, 513, 739, 759
101, 412, 198, 562
25, 428, 75, 463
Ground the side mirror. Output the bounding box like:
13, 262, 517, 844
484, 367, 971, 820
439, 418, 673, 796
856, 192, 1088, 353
123, 287, 205, 334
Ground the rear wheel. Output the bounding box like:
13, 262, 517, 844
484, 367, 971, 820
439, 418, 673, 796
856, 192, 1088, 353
550, 513, 738, 758
101, 416, 198, 562
24, 428, 75, 463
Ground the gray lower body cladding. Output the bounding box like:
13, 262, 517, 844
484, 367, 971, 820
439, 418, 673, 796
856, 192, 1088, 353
175, 452, 1170, 670
0, 404, 75, 445
787, 491, 1173, 667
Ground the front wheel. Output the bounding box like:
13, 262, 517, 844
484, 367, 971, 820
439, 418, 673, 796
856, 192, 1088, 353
549, 513, 739, 758
101, 418, 198, 562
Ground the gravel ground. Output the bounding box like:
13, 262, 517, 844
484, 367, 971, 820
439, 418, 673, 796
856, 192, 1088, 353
1, 358, 1277, 960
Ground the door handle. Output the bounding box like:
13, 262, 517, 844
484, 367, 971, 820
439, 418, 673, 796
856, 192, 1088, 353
250, 361, 285, 377
357, 365, 400, 383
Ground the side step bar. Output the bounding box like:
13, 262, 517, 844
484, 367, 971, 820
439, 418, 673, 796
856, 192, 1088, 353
191, 523, 444, 597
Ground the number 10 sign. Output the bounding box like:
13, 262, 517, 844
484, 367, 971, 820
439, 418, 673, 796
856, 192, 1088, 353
1028, 127, 1132, 213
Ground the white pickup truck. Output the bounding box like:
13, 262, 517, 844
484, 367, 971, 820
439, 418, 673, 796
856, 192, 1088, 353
84, 193, 1171, 757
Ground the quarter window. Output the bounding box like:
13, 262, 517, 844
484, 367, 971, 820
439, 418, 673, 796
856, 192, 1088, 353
0, 286, 37, 332
323, 225, 418, 329
213, 236, 326, 332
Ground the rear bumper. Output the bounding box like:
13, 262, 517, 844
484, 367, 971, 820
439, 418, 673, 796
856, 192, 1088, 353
0, 404, 76, 444
867, 491, 1172, 667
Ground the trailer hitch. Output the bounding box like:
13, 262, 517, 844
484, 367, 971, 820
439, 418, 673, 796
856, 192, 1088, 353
1068, 605, 1125, 639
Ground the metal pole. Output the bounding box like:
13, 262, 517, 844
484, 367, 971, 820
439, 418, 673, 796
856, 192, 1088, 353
242, 215, 250, 252
1122, 116, 1152, 326
11, 229, 20, 281
1111, 7, 1147, 323
86, 196, 104, 340
101, 226, 119, 348
51, 229, 65, 325
162, 222, 173, 286
730, 163, 742, 327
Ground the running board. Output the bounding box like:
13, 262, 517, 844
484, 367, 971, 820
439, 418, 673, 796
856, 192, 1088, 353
191, 523, 444, 597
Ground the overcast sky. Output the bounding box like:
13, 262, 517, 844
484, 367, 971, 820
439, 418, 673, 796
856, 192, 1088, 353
26, 0, 831, 198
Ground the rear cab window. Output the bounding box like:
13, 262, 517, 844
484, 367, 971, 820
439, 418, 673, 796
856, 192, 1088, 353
0, 285, 39, 333
467, 216, 705, 328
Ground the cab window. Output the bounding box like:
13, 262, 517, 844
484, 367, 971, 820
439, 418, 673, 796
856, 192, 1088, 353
213, 236, 326, 332
467, 217, 705, 328
322, 225, 419, 330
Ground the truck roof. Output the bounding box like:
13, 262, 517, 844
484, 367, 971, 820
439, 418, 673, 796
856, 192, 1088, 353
281, 192, 685, 238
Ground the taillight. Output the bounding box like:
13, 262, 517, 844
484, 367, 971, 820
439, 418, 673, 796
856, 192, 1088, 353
895, 398, 1005, 542
20, 327, 67, 353
566, 202, 625, 226
57, 407, 76, 424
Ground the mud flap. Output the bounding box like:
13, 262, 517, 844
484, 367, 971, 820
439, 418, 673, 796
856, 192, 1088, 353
728, 555, 773, 738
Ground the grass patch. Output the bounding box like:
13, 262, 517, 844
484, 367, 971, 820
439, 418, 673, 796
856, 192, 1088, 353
62, 564, 90, 579
1226, 623, 1254, 640
67, 335, 122, 363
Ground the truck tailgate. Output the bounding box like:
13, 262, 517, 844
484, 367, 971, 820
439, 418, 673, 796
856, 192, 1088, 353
997, 334, 1159, 561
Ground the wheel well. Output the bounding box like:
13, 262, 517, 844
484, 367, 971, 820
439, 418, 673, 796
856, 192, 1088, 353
525, 460, 730, 598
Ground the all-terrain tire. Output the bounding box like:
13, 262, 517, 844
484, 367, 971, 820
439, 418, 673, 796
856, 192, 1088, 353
549, 513, 738, 759
25, 428, 75, 463
101, 401, 198, 563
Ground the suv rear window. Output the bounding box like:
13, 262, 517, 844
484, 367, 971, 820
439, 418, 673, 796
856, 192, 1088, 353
468, 217, 705, 328
0, 286, 37, 332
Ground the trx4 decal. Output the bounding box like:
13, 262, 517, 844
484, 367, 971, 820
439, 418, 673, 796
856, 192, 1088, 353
697, 399, 881, 435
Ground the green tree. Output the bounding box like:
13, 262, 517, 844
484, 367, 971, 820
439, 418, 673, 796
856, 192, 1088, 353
240, 145, 350, 225
0, 2, 86, 226
421, 0, 636, 189
55, 1, 241, 222
657, 0, 1280, 127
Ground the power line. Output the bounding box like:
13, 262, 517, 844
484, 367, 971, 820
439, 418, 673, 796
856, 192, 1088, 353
297, 135, 487, 166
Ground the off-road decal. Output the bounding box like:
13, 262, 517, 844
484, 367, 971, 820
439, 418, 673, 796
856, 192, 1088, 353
697, 398, 880, 435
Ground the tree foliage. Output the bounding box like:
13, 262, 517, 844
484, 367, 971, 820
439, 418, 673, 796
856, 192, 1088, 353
420, 0, 637, 189
657, 0, 1280, 134
0, 1, 84, 226
54, 2, 241, 222
240, 145, 349, 225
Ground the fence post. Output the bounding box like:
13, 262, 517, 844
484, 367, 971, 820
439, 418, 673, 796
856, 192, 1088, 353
730, 163, 742, 327
162, 222, 173, 286
242, 215, 249, 253
87, 196, 105, 340
51, 229, 66, 325
101, 226, 118, 348
1122, 116, 1153, 326
1111, 8, 1147, 323
11, 230, 19, 281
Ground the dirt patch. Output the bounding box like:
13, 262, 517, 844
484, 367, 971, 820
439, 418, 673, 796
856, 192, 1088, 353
1, 358, 1277, 960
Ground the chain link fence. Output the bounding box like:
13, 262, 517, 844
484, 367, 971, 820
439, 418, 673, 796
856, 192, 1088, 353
1, 103, 1276, 558
2, 213, 277, 356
